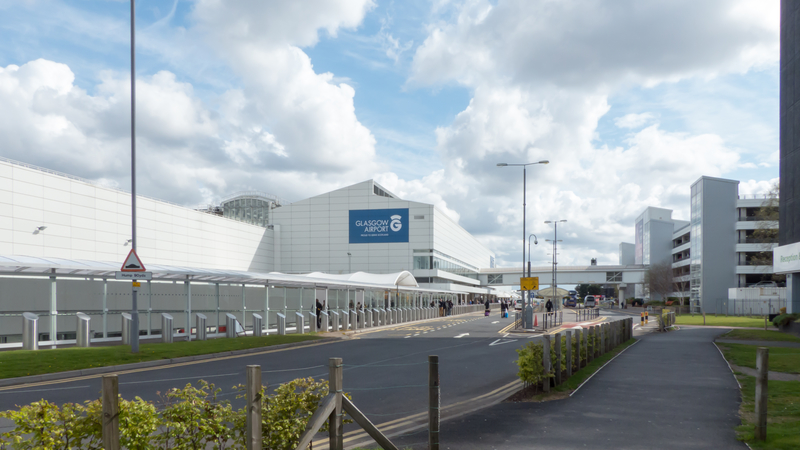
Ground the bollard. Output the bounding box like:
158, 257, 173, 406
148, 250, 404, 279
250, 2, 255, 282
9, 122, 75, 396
542, 335, 551, 392
226, 313, 238, 338
296, 312, 306, 334
331, 311, 340, 332
309, 312, 318, 333
22, 312, 38, 351
76, 312, 91, 348
252, 313, 263, 337
350, 309, 357, 330
380, 309, 387, 326
755, 347, 769, 441
196, 313, 207, 340
554, 332, 562, 386
161, 314, 174, 343
121, 312, 132, 345
373, 309, 380, 328
320, 311, 329, 332
102, 374, 120, 450
429, 355, 440, 450
342, 310, 349, 331
565, 330, 573, 378
246, 365, 262, 450
277, 313, 286, 335
640, 312, 644, 327
365, 309, 372, 328
645, 311, 649, 324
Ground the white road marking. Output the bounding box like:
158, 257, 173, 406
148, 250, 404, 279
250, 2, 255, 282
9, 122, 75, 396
489, 339, 518, 346
121, 372, 239, 385
491, 321, 499, 324
0, 385, 91, 395
503, 333, 509, 338
454, 333, 470, 338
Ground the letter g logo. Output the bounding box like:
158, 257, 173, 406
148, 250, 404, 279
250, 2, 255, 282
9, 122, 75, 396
390, 215, 402, 232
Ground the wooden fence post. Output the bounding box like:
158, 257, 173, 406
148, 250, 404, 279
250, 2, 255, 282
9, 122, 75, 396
542, 334, 551, 392
565, 330, 572, 378
329, 357, 344, 450
246, 365, 262, 450
554, 332, 562, 386
429, 355, 440, 450
755, 347, 769, 441
102, 374, 120, 450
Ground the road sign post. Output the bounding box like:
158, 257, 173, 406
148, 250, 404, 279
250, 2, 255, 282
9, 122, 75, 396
121, 248, 146, 353
520, 277, 539, 329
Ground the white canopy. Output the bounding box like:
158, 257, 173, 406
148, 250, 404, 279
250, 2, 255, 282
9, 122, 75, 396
301, 271, 419, 287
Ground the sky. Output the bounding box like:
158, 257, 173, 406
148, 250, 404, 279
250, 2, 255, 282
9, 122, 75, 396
0, 0, 781, 269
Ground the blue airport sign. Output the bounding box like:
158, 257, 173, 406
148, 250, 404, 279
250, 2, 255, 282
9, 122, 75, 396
349, 208, 409, 243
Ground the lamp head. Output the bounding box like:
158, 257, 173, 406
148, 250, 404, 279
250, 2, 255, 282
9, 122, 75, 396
496, 163, 508, 167
538, 160, 549, 164
534, 239, 538, 245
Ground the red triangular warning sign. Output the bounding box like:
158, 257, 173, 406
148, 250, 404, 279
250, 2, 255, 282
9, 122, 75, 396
121, 249, 146, 272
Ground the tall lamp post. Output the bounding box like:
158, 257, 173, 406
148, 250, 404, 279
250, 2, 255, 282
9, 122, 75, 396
347, 252, 352, 273
130, 0, 140, 353
545, 220, 567, 309
497, 160, 549, 329
528, 233, 538, 311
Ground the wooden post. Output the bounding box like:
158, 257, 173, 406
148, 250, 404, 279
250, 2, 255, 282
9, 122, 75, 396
582, 327, 588, 368
542, 334, 551, 392
329, 357, 343, 450
565, 330, 573, 378
600, 324, 605, 355
102, 374, 120, 450
429, 355, 440, 450
575, 328, 582, 371
587, 327, 594, 363
246, 365, 262, 450
755, 347, 769, 441
554, 332, 562, 385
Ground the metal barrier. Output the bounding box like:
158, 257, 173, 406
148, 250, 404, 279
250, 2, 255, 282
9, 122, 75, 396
161, 313, 174, 343
295, 312, 305, 334
308, 312, 317, 333
541, 311, 563, 330
342, 309, 350, 330
196, 313, 207, 341
121, 313, 132, 345
320, 311, 329, 332
22, 312, 38, 351
331, 311, 340, 332
225, 313, 237, 338
276, 313, 286, 335
76, 312, 90, 348
252, 313, 263, 337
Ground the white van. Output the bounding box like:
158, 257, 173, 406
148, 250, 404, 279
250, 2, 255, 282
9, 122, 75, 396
584, 295, 597, 308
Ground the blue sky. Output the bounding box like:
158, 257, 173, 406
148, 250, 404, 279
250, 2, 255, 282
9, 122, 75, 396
0, 0, 781, 267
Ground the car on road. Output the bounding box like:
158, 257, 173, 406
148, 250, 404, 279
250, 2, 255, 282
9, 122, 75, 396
565, 298, 577, 307
584, 295, 597, 308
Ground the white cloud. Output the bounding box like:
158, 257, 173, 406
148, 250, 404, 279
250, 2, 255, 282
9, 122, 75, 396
403, 0, 776, 267
739, 178, 779, 197
614, 112, 655, 129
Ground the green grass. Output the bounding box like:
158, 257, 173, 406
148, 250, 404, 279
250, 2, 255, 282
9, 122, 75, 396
718, 343, 800, 374
553, 338, 638, 392
735, 376, 800, 449
0, 334, 322, 380
675, 314, 770, 328
721, 329, 800, 343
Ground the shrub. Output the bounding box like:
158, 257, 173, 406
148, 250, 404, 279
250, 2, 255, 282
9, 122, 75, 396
515, 342, 550, 387
0, 378, 348, 450
772, 313, 800, 328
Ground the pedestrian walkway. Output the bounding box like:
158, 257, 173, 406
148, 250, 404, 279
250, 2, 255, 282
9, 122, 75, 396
394, 327, 746, 450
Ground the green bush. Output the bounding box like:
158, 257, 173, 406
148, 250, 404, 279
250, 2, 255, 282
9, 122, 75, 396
772, 313, 800, 328
515, 342, 550, 386
0, 378, 346, 450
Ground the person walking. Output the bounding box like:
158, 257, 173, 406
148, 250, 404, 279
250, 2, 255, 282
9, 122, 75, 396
316, 299, 323, 329
484, 298, 490, 316
500, 300, 507, 318
545, 298, 553, 313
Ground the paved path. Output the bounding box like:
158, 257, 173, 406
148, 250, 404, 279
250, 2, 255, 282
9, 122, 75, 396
394, 327, 746, 450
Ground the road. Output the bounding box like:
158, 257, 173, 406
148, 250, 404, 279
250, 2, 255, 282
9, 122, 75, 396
0, 309, 620, 448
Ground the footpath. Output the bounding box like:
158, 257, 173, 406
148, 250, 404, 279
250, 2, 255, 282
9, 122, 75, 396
394, 327, 747, 450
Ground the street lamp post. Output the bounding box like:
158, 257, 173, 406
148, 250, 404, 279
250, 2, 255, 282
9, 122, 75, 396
545, 220, 567, 309
497, 160, 549, 329
347, 252, 352, 273
528, 233, 538, 312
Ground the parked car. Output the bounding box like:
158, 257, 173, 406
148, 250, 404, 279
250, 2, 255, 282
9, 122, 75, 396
584, 295, 597, 308
750, 280, 778, 287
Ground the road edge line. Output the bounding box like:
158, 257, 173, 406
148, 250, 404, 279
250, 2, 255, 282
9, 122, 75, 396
713, 341, 742, 389
569, 339, 639, 397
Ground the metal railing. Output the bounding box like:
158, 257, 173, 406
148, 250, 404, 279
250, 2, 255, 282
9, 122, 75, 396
714, 299, 786, 316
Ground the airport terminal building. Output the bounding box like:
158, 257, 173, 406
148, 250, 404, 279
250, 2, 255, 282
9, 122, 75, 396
0, 157, 497, 344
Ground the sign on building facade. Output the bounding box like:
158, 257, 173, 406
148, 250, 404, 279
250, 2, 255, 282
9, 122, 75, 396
349, 208, 409, 243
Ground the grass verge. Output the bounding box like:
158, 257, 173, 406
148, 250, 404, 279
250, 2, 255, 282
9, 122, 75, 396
717, 343, 800, 374
675, 315, 769, 328
0, 334, 322, 380
510, 338, 637, 402
721, 329, 800, 343
735, 375, 800, 450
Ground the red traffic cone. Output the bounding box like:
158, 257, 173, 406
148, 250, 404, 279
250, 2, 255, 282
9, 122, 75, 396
534, 315, 538, 327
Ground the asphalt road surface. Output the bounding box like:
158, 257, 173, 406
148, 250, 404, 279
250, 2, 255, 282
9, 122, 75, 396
0, 309, 629, 448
